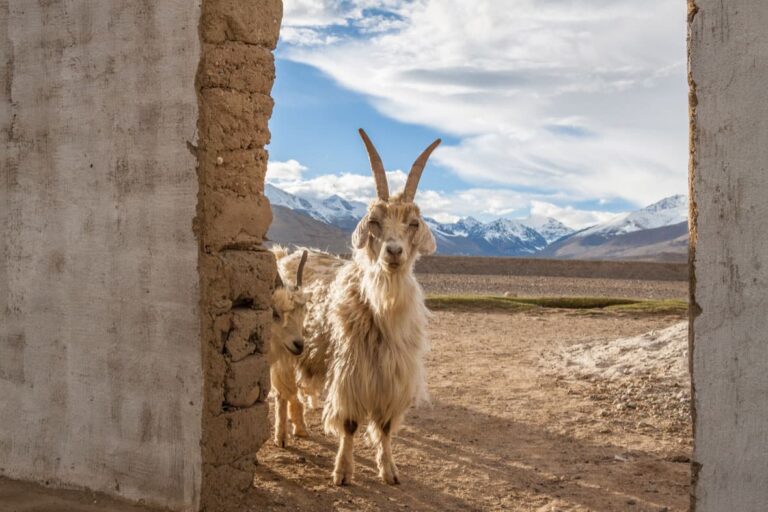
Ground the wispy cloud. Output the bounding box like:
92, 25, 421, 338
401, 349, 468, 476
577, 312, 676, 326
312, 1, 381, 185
279, 0, 688, 207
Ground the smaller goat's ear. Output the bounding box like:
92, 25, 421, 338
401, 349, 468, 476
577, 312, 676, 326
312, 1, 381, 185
351, 216, 370, 249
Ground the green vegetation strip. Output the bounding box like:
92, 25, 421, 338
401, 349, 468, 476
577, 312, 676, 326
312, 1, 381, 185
425, 295, 688, 314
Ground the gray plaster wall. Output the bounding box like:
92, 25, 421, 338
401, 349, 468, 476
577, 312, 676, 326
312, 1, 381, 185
0, 2, 202, 510
689, 1, 768, 510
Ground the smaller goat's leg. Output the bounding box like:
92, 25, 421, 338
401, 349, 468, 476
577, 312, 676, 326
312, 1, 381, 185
274, 396, 288, 448
332, 419, 357, 486
288, 397, 308, 437
375, 420, 400, 484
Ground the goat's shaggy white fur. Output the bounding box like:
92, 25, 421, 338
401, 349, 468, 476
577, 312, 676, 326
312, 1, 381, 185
268, 247, 311, 448
273, 130, 440, 485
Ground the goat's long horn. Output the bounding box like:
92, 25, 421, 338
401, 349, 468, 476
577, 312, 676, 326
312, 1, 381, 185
403, 138, 441, 202
296, 250, 308, 288
358, 128, 389, 201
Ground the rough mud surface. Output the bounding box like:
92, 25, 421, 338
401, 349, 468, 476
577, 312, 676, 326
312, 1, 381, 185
252, 309, 691, 511
418, 273, 688, 300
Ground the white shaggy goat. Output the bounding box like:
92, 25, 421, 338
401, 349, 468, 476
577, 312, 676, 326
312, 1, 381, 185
278, 129, 440, 485
268, 248, 310, 448
271, 247, 344, 445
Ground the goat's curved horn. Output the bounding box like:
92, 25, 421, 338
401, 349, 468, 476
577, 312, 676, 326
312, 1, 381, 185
296, 250, 308, 288
358, 128, 389, 201
274, 271, 284, 289
403, 138, 441, 202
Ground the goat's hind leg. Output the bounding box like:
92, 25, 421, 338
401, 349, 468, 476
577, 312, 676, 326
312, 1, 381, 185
332, 419, 357, 486
374, 420, 399, 484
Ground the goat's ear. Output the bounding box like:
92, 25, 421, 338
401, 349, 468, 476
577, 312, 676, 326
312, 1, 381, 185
416, 223, 437, 255
351, 216, 370, 249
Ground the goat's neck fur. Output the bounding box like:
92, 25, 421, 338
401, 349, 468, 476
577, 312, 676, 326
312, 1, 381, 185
354, 250, 421, 318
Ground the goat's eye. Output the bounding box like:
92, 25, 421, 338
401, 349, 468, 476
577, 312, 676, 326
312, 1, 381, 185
369, 219, 381, 227
409, 221, 420, 229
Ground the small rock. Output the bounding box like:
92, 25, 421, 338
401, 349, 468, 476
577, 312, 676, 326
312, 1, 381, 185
216, 156, 224, 165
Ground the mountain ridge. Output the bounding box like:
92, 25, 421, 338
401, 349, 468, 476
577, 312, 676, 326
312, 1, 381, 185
266, 184, 688, 261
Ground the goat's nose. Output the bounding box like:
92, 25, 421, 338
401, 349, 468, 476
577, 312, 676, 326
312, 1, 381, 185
386, 244, 403, 257
293, 339, 304, 352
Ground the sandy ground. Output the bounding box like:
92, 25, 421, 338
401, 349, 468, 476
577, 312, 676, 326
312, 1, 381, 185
2, 308, 691, 512
417, 274, 687, 300
252, 308, 691, 511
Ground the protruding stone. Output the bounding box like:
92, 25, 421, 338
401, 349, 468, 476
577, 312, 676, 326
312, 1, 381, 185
202, 403, 270, 465
199, 42, 276, 94
199, 189, 272, 252
198, 89, 273, 152
225, 354, 271, 408
198, 148, 268, 198
201, 250, 277, 313
214, 308, 271, 361
201, 0, 282, 48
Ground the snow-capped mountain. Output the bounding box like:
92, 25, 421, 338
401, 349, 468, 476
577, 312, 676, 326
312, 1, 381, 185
518, 215, 575, 243
574, 195, 688, 240
541, 195, 689, 261
425, 217, 548, 256
266, 184, 689, 261
266, 184, 368, 231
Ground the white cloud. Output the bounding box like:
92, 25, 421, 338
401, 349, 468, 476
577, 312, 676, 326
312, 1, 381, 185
280, 27, 340, 46
271, 169, 407, 203
281, 0, 688, 207
282, 0, 410, 28
528, 200, 624, 230
267, 159, 309, 181
268, 162, 613, 228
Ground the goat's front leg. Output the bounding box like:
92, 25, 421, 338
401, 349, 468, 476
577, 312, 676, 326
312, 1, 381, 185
288, 397, 308, 437
332, 419, 357, 486
274, 396, 288, 448
374, 420, 399, 484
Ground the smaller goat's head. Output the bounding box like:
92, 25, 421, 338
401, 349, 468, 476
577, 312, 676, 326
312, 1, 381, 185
352, 129, 439, 272
271, 251, 309, 356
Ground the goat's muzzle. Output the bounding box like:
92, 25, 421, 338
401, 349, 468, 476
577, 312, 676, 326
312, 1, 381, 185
289, 338, 304, 356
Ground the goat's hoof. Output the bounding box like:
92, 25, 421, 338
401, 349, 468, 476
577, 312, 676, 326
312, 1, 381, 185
332, 470, 351, 486
380, 464, 400, 485
274, 436, 287, 449
380, 472, 400, 485
293, 426, 309, 438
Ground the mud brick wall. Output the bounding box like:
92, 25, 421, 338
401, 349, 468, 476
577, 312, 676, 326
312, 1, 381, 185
195, 1, 282, 510
0, 1, 203, 509
689, 0, 768, 510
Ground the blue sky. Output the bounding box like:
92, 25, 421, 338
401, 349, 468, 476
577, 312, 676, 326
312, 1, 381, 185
267, 0, 688, 227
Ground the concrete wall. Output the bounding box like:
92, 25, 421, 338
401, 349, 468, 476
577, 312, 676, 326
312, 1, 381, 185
689, 1, 768, 510
0, 2, 203, 510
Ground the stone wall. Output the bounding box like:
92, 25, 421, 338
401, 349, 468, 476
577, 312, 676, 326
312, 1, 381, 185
195, 1, 282, 510
689, 0, 768, 510
0, 1, 203, 510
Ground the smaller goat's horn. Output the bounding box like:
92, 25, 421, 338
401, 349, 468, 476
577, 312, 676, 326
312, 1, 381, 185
274, 271, 284, 289
296, 250, 308, 288
403, 139, 441, 202
358, 129, 389, 201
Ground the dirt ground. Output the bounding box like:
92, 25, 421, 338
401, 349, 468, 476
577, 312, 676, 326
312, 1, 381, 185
252, 308, 691, 512
2, 294, 691, 512
417, 273, 687, 300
